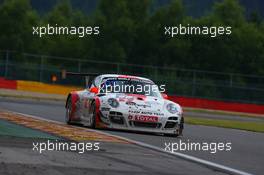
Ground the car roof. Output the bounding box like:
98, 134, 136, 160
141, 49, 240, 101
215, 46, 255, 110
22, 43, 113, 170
99, 74, 154, 83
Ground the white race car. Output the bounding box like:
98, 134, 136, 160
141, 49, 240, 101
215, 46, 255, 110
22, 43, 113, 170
65, 74, 184, 137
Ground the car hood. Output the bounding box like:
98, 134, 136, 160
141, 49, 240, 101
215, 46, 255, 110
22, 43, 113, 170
101, 93, 172, 113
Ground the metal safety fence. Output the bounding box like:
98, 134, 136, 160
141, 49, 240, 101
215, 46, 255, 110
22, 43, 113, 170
0, 50, 264, 104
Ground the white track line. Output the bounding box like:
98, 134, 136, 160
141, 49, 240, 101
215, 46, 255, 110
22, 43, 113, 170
10, 111, 253, 175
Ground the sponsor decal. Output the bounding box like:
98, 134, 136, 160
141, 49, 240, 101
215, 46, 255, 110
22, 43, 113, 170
129, 110, 141, 114
128, 115, 158, 123
136, 104, 151, 108
128, 110, 164, 116
126, 101, 136, 105
119, 96, 134, 102
154, 112, 164, 116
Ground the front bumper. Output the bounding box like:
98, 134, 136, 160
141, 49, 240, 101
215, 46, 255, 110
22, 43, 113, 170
98, 108, 181, 134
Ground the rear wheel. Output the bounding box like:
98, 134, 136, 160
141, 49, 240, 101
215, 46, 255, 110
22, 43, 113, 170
65, 97, 72, 124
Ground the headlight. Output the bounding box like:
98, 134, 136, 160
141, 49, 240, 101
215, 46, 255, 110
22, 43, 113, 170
166, 103, 178, 114
108, 98, 119, 108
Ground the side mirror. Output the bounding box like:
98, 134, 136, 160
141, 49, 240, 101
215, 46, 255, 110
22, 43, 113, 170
90, 87, 99, 94
162, 93, 169, 100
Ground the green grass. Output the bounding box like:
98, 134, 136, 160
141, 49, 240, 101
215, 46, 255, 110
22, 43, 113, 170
184, 107, 264, 118
185, 117, 264, 133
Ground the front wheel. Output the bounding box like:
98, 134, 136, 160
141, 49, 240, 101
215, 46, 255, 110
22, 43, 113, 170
164, 123, 182, 137
179, 117, 184, 136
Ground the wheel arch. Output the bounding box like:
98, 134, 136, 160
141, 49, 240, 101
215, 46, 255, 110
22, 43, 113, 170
65, 92, 79, 122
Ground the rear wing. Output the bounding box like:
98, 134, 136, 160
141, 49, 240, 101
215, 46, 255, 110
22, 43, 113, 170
61, 70, 100, 88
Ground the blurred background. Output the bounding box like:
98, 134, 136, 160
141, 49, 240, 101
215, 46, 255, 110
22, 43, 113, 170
0, 0, 263, 103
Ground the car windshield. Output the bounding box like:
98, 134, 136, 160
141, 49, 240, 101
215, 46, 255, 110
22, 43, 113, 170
99, 77, 161, 97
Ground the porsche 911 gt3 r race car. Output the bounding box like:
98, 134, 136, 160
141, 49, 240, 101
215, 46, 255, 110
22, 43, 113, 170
65, 74, 184, 136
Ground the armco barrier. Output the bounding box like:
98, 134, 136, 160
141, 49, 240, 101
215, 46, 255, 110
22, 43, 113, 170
170, 96, 264, 115
0, 77, 17, 89
0, 77, 263, 115
16, 80, 81, 95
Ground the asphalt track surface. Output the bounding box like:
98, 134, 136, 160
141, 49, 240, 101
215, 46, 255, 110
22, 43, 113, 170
0, 97, 263, 175
0, 136, 228, 175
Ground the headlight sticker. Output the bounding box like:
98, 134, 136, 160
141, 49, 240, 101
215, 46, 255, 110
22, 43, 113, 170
166, 103, 178, 114
108, 98, 119, 108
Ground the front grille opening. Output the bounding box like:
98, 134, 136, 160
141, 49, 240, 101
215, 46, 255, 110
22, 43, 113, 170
133, 122, 161, 128
110, 116, 124, 124
109, 111, 122, 116
109, 111, 124, 125
164, 121, 177, 128
168, 117, 178, 121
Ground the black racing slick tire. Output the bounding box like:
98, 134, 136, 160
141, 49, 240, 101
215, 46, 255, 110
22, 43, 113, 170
179, 117, 184, 136
65, 97, 72, 125
164, 118, 184, 137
